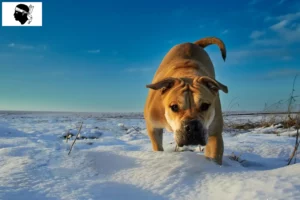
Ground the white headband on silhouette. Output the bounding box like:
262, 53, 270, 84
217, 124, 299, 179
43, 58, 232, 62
15, 7, 28, 14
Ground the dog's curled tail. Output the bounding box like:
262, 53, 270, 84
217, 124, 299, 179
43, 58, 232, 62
194, 37, 226, 61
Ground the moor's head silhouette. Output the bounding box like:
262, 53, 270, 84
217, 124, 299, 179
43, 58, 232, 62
14, 4, 33, 25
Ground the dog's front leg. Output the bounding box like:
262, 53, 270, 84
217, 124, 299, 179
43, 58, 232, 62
205, 135, 224, 165
205, 97, 224, 165
146, 123, 164, 151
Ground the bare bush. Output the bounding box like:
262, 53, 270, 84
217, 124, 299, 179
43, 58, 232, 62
287, 115, 299, 165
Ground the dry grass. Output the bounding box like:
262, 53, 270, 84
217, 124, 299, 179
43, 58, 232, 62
282, 117, 298, 129
68, 122, 83, 155
224, 113, 299, 133
228, 152, 246, 164
229, 122, 259, 130
224, 75, 299, 165
260, 115, 277, 128
224, 116, 297, 130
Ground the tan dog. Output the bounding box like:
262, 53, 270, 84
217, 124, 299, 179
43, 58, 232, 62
144, 37, 228, 165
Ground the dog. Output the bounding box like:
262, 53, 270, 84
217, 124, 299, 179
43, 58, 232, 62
144, 37, 228, 165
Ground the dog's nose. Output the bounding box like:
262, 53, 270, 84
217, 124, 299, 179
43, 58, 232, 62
184, 120, 201, 133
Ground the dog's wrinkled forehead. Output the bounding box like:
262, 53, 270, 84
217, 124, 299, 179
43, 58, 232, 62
168, 82, 214, 107
166, 78, 214, 98
165, 80, 193, 107
146, 76, 228, 97
160, 78, 189, 94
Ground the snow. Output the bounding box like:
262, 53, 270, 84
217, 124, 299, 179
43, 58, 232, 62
0, 111, 300, 200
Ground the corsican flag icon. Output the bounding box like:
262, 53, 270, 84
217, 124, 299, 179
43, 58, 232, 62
2, 2, 42, 26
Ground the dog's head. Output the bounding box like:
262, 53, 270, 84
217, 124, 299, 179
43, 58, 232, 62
146, 76, 228, 147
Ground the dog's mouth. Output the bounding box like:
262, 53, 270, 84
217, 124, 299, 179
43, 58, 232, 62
175, 120, 208, 147
177, 139, 207, 147
176, 133, 208, 147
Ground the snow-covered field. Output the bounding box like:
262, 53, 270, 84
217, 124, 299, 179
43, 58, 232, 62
0, 111, 300, 200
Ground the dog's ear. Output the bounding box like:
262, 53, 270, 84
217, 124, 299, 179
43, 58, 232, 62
194, 76, 228, 94
146, 77, 177, 94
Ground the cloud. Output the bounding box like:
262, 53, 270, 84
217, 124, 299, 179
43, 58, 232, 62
253, 68, 300, 81
125, 67, 154, 73
228, 48, 292, 58
266, 12, 300, 23
8, 43, 47, 51
255, 12, 300, 46
270, 20, 289, 30
282, 56, 293, 61
277, 12, 300, 21
248, 0, 259, 5
270, 22, 300, 43
213, 19, 219, 25
265, 68, 300, 78
277, 0, 286, 5
8, 43, 34, 50
41, 45, 47, 50
264, 16, 272, 22
249, 30, 265, 39
171, 8, 187, 17
221, 29, 229, 35
209, 47, 300, 67
250, 39, 282, 46
87, 49, 100, 54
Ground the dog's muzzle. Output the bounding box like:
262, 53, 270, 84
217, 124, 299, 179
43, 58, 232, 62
176, 119, 208, 147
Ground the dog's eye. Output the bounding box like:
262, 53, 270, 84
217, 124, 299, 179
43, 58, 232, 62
200, 103, 210, 111
170, 104, 179, 112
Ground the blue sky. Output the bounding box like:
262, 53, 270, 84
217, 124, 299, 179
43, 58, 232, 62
0, 0, 300, 112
